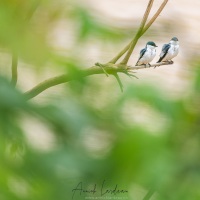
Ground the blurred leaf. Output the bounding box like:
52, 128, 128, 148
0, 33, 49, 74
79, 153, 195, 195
73, 6, 128, 41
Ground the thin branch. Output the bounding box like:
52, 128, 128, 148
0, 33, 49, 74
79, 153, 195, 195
10, 1, 39, 87
109, 0, 154, 64
11, 52, 18, 87
120, 0, 154, 65
24, 64, 123, 100
24, 62, 172, 100
108, 0, 168, 64
108, 43, 130, 64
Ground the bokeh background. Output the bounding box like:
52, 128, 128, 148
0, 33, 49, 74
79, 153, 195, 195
0, 0, 200, 200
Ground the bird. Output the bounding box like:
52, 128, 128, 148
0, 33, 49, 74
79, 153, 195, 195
136, 41, 158, 67
157, 37, 179, 63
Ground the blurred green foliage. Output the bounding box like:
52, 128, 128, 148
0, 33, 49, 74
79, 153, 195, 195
0, 1, 200, 200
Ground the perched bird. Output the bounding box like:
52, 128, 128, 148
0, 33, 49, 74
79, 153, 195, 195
136, 41, 157, 67
157, 37, 179, 63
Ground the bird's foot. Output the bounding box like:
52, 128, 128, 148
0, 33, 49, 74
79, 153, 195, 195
143, 63, 151, 68
168, 60, 174, 64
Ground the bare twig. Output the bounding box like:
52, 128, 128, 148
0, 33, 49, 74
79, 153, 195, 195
128, 61, 173, 70
24, 62, 172, 100
108, 0, 168, 64
11, 52, 18, 87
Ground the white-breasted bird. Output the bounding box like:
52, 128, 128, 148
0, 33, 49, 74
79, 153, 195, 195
157, 37, 179, 63
136, 41, 158, 67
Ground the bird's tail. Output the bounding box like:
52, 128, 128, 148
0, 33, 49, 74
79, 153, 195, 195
157, 57, 162, 63
135, 60, 139, 66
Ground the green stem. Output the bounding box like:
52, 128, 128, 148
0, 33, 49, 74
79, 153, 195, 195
24, 65, 123, 100
11, 52, 18, 87
120, 0, 154, 65
143, 188, 155, 200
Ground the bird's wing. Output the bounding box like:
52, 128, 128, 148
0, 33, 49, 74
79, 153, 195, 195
157, 44, 170, 62
136, 48, 146, 65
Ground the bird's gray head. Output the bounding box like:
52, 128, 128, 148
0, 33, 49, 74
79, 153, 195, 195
170, 37, 179, 45
171, 37, 178, 41
146, 41, 158, 47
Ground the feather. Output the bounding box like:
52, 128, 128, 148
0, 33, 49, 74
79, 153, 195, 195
136, 48, 146, 65
157, 44, 170, 63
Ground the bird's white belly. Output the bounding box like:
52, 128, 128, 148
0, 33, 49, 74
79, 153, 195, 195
163, 45, 179, 61
138, 49, 156, 64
